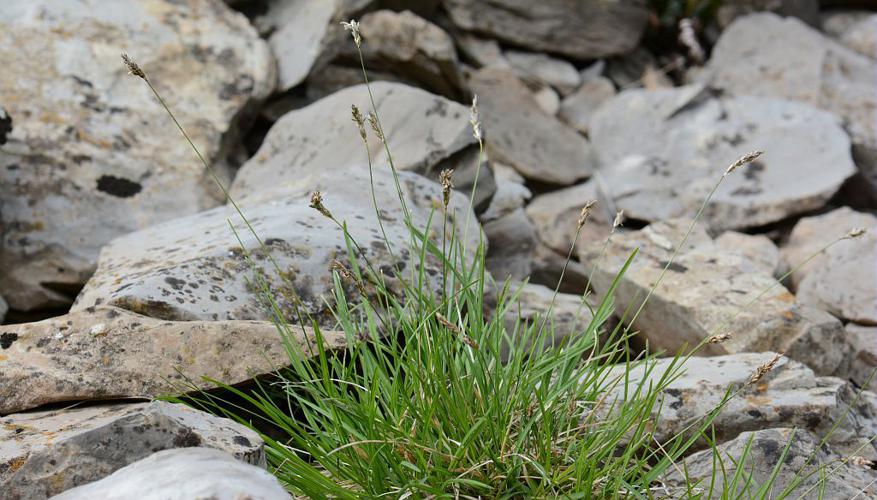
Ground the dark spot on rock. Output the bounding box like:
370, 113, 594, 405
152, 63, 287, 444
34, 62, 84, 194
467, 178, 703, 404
232, 435, 251, 447
106, 309, 121, 318
0, 333, 18, 349
658, 261, 688, 273
0, 110, 11, 146
165, 277, 186, 290
747, 409, 762, 418
97, 175, 142, 198
173, 429, 202, 448
757, 437, 780, 460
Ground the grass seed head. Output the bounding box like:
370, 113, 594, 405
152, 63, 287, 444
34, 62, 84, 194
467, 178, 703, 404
435, 312, 461, 335
725, 150, 763, 176
470, 94, 482, 142
708, 333, 731, 344
351, 105, 367, 141
367, 113, 384, 141
747, 352, 782, 386
121, 53, 145, 79
341, 19, 362, 47
309, 191, 333, 220
577, 200, 597, 230
439, 169, 454, 208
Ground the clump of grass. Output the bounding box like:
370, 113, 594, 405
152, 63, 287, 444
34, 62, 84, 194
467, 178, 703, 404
122, 22, 871, 498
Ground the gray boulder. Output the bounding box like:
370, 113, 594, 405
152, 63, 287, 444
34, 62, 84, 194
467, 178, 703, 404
714, 231, 783, 278
0, 307, 344, 415
847, 323, 877, 390
716, 0, 819, 28
1, 401, 263, 499
0, 0, 275, 311
52, 448, 290, 500
468, 68, 594, 185
578, 219, 852, 376
334, 10, 465, 99
74, 167, 481, 326
666, 428, 877, 499
443, 0, 649, 60
700, 13, 877, 200
231, 82, 492, 208
504, 50, 581, 95
558, 76, 616, 134
606, 353, 875, 456
589, 85, 855, 231
781, 207, 877, 325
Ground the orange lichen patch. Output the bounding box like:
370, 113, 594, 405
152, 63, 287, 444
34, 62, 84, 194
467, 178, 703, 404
782, 310, 797, 320
0, 354, 7, 362
775, 292, 796, 303
6, 455, 28, 474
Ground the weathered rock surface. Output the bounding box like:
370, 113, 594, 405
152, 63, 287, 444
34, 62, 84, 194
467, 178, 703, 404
666, 428, 877, 499
53, 448, 290, 500
504, 283, 591, 342
443, 0, 649, 60
74, 167, 481, 326
504, 50, 581, 95
833, 14, 877, 60
1, 401, 264, 499
484, 208, 538, 283
579, 220, 852, 376
714, 231, 783, 278
558, 77, 616, 134
781, 207, 877, 325
589, 85, 855, 231
468, 68, 593, 185
262, 0, 358, 91
0, 307, 343, 415
0, 0, 275, 311
847, 324, 877, 390
700, 13, 877, 199
607, 353, 874, 455
481, 163, 531, 222
334, 10, 464, 99
525, 181, 611, 257
231, 82, 492, 208
716, 0, 819, 28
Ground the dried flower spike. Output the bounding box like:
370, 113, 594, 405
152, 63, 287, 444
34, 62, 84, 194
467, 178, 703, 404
309, 191, 333, 219
470, 94, 482, 142
351, 105, 367, 141
613, 210, 624, 229
747, 352, 782, 386
367, 113, 384, 141
121, 53, 145, 79
577, 200, 597, 230
708, 333, 731, 344
461, 335, 480, 350
439, 169, 454, 208
847, 227, 867, 239
435, 312, 461, 335
725, 150, 763, 176
340, 19, 361, 47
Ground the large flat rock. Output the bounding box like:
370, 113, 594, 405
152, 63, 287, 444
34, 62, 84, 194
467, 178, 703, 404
0, 0, 275, 311
578, 220, 852, 376
443, 0, 649, 60
589, 85, 855, 231
230, 82, 492, 207
74, 167, 481, 326
53, 448, 290, 500
0, 307, 343, 414
1, 401, 264, 499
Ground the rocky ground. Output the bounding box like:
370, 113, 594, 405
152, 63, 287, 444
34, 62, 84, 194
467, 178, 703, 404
2, 0, 877, 498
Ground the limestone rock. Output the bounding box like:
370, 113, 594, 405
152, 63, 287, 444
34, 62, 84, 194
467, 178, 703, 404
781, 208, 877, 324
335, 10, 464, 99
468, 68, 593, 185
504, 50, 581, 95
714, 231, 783, 278
1, 401, 264, 499
0, 0, 275, 311
530, 85, 561, 116
0, 307, 343, 415
700, 13, 877, 199
578, 220, 852, 376
443, 0, 649, 60
835, 14, 877, 60
820, 9, 873, 39
53, 448, 290, 500
481, 163, 531, 222
74, 167, 481, 326
589, 85, 855, 231
454, 33, 509, 69
666, 428, 877, 499
606, 353, 873, 455
262, 0, 355, 91
525, 181, 611, 256
847, 324, 877, 390
559, 77, 616, 134
484, 208, 539, 283
716, 0, 819, 28
231, 82, 492, 208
